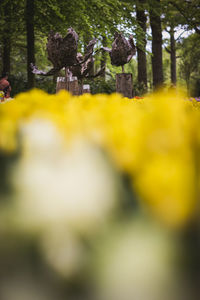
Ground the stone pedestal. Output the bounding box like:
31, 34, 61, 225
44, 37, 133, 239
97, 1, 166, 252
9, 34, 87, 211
116, 73, 133, 98
56, 77, 66, 93
56, 76, 79, 95
83, 84, 90, 94
68, 76, 79, 95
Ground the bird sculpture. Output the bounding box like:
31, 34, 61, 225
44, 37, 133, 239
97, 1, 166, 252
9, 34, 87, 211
69, 53, 93, 79
69, 51, 105, 94
31, 28, 96, 77
100, 32, 136, 73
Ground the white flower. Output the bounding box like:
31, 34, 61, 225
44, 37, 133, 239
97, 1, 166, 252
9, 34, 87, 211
12, 119, 119, 234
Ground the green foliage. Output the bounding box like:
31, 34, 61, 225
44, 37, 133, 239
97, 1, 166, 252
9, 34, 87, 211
133, 81, 147, 96
9, 74, 56, 97
35, 77, 56, 94
167, 0, 200, 34
86, 77, 116, 94
192, 79, 200, 97
9, 74, 27, 96
178, 33, 200, 94
162, 48, 171, 83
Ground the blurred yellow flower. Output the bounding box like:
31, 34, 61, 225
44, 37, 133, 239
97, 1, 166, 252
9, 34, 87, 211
0, 88, 200, 228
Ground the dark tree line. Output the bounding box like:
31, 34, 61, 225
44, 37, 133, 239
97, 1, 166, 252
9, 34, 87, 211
0, 0, 199, 93
26, 0, 35, 89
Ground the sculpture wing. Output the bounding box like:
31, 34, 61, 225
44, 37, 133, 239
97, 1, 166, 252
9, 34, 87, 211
100, 47, 112, 54
30, 63, 60, 76
46, 28, 79, 69
62, 27, 79, 66
127, 35, 136, 63
82, 57, 94, 77
46, 31, 62, 68
76, 38, 97, 66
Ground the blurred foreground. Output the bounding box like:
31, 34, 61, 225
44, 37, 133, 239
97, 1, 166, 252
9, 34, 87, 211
0, 89, 200, 300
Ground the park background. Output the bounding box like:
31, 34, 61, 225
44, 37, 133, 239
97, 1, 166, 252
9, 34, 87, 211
0, 1, 200, 300
0, 0, 200, 97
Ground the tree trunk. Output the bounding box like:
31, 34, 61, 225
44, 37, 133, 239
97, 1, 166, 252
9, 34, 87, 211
84, 35, 94, 77
2, 1, 11, 75
136, 0, 147, 91
100, 36, 107, 79
2, 38, 11, 75
170, 27, 176, 85
149, 0, 163, 89
186, 74, 190, 95
26, 0, 35, 89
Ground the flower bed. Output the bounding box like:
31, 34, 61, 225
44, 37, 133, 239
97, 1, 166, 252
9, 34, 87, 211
0, 89, 199, 299
1, 89, 200, 227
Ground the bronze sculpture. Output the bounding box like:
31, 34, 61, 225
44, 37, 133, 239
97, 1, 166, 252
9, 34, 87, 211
31, 29, 136, 77
31, 28, 135, 96
69, 51, 105, 93
31, 27, 106, 94
31, 28, 96, 76
100, 32, 136, 72
31, 28, 104, 79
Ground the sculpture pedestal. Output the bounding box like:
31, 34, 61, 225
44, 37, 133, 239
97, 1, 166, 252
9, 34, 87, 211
56, 77, 66, 93
83, 84, 90, 94
56, 76, 79, 95
116, 73, 133, 98
67, 77, 79, 95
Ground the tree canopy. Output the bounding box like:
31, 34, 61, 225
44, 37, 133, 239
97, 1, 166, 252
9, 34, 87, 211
0, 0, 200, 95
